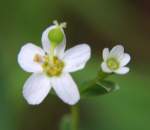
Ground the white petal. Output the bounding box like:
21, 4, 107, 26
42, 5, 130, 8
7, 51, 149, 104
23, 73, 51, 105
55, 40, 66, 59
63, 44, 91, 72
109, 45, 124, 59
51, 73, 80, 105
18, 43, 44, 73
120, 53, 131, 66
41, 25, 66, 57
102, 48, 109, 61
114, 67, 129, 75
101, 62, 112, 73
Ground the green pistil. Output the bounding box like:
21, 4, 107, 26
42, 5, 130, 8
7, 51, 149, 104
48, 27, 64, 45
47, 21, 66, 63
107, 58, 119, 70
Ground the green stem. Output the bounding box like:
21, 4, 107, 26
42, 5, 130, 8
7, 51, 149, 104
97, 70, 109, 80
71, 104, 79, 130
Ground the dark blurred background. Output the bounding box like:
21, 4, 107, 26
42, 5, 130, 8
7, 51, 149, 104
0, 0, 150, 130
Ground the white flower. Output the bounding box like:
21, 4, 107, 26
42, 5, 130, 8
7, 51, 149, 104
18, 22, 91, 105
101, 45, 131, 75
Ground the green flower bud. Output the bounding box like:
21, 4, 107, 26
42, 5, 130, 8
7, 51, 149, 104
48, 27, 64, 46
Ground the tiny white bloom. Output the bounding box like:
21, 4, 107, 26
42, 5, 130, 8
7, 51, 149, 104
18, 21, 91, 105
101, 45, 131, 75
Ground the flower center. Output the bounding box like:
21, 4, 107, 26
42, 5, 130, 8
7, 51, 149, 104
33, 21, 67, 77
42, 56, 64, 77
107, 58, 119, 70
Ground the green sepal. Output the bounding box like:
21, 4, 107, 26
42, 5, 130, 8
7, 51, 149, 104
81, 80, 119, 98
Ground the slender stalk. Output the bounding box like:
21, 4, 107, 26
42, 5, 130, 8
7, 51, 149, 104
71, 104, 79, 130
49, 44, 55, 63
97, 70, 109, 80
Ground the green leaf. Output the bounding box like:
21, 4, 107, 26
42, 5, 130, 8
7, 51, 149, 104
81, 80, 120, 98
59, 114, 71, 130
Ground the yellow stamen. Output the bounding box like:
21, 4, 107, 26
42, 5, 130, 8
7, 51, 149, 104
33, 54, 43, 63
42, 56, 64, 77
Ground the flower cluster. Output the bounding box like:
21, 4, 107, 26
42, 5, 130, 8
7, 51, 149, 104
18, 21, 131, 106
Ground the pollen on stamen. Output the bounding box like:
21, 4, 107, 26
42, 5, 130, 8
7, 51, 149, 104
33, 54, 43, 63
42, 56, 64, 77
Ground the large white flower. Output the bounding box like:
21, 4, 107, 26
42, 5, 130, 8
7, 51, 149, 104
101, 45, 131, 75
18, 22, 91, 105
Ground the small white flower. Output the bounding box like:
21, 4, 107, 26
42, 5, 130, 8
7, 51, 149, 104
18, 22, 91, 105
101, 45, 131, 75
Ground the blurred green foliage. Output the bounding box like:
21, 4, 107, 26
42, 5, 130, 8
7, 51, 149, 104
0, 0, 150, 130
